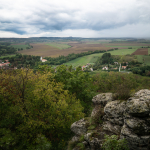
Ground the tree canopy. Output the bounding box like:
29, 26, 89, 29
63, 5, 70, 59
0, 69, 84, 150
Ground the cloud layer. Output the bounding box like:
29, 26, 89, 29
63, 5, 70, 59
0, 0, 150, 37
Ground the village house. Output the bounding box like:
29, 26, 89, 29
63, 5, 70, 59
40, 56, 47, 62
90, 68, 93, 71
82, 65, 87, 71
0, 60, 10, 69
122, 66, 127, 69
102, 66, 108, 70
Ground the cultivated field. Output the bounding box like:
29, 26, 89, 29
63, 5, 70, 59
0, 54, 16, 59
131, 48, 148, 55
137, 55, 150, 65
18, 42, 111, 57
46, 43, 71, 50
64, 49, 137, 67
11, 43, 28, 50
18, 40, 150, 58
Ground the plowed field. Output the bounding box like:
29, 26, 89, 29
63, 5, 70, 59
18, 42, 110, 57
131, 48, 148, 55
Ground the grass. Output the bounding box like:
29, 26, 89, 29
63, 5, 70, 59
148, 48, 150, 55
109, 49, 137, 55
0, 54, 16, 59
86, 42, 101, 44
11, 44, 28, 50
105, 46, 142, 48
46, 43, 71, 50
137, 55, 150, 65
64, 49, 137, 67
64, 53, 104, 67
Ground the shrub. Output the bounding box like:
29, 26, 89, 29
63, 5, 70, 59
102, 135, 129, 150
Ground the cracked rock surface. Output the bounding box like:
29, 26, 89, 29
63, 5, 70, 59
69, 89, 150, 150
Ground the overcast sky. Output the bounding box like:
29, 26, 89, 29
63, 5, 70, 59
0, 0, 150, 38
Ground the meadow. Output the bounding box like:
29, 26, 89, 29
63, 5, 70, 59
137, 55, 150, 65
0, 54, 16, 59
11, 43, 28, 50
16, 38, 150, 58
64, 49, 137, 67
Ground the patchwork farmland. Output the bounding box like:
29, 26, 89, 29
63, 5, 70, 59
18, 39, 150, 59
131, 48, 148, 55
18, 42, 112, 57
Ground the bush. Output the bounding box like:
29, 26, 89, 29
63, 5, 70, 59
102, 135, 129, 150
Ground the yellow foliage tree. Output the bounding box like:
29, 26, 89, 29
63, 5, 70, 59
0, 69, 84, 150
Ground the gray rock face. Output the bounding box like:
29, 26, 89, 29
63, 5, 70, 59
126, 99, 150, 117
69, 89, 150, 150
103, 121, 121, 134
92, 93, 114, 107
71, 118, 87, 136
104, 100, 126, 118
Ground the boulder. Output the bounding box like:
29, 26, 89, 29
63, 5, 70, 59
125, 118, 150, 135
104, 100, 126, 118
92, 93, 114, 107
71, 118, 88, 136
126, 99, 150, 117
69, 89, 150, 150
103, 121, 121, 134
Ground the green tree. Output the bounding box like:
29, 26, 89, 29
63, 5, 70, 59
0, 69, 84, 150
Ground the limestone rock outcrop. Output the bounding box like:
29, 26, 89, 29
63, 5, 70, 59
69, 89, 150, 150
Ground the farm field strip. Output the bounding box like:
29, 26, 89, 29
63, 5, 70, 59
11, 44, 28, 50
109, 49, 137, 55
104, 42, 150, 47
64, 54, 101, 67
0, 54, 16, 59
46, 43, 71, 50
131, 48, 148, 55
18, 42, 110, 57
105, 46, 142, 48
64, 49, 136, 67
148, 48, 150, 55
137, 55, 150, 65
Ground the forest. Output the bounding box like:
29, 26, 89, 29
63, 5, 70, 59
1, 65, 150, 150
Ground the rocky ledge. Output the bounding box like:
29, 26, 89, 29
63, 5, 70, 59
69, 89, 150, 150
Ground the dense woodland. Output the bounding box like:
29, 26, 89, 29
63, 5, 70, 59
1, 65, 150, 150
0, 42, 16, 56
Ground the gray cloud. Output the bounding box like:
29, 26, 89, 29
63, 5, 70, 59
0, 0, 150, 37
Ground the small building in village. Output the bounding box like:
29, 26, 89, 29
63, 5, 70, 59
122, 66, 127, 69
40, 57, 47, 62
102, 66, 108, 70
0, 60, 10, 69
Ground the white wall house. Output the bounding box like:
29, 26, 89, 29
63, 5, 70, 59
102, 66, 108, 70
40, 56, 47, 62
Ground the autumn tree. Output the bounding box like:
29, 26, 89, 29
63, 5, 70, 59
0, 69, 84, 150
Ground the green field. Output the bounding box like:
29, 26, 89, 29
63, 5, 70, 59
64, 49, 137, 67
137, 55, 150, 65
11, 44, 28, 50
0, 54, 16, 59
86, 42, 101, 44
148, 48, 150, 55
105, 46, 142, 48
108, 49, 137, 55
64, 53, 102, 67
46, 43, 71, 50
